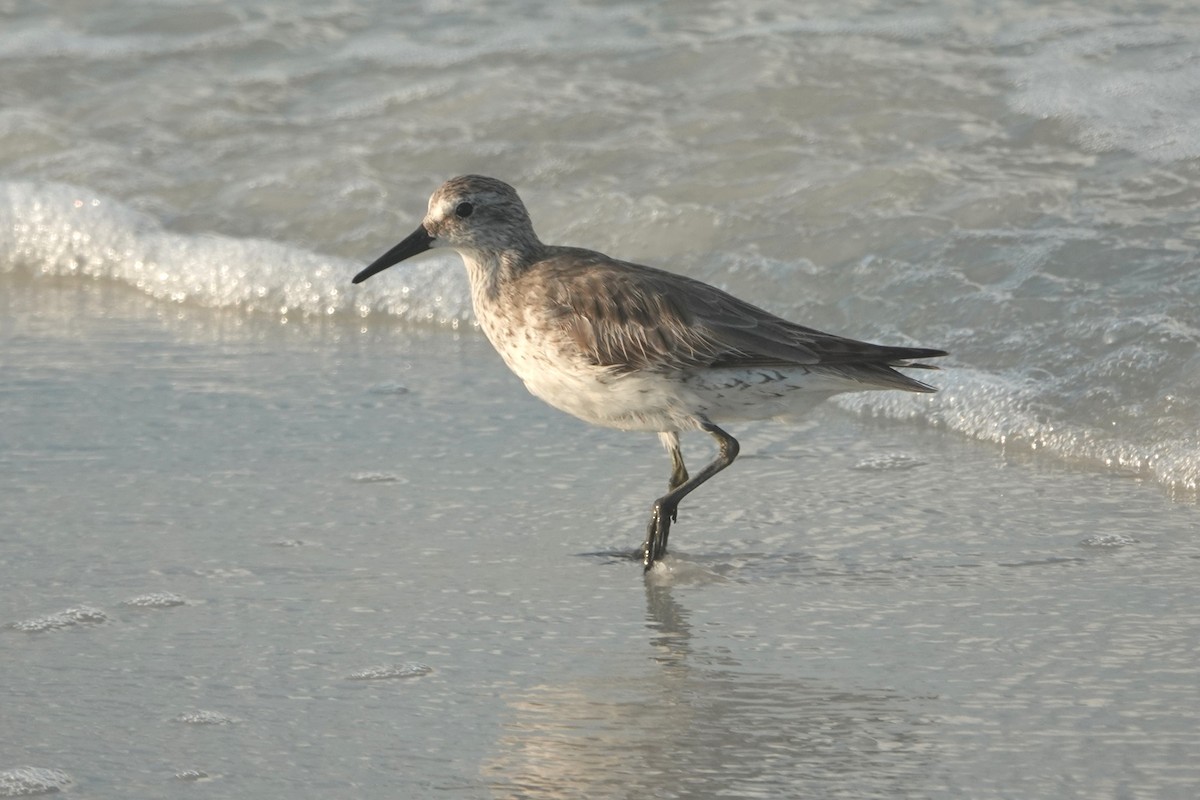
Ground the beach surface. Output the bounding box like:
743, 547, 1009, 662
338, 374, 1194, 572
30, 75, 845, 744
3, 279, 1198, 798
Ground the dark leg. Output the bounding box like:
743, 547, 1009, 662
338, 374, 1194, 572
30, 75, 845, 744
643, 422, 740, 571
664, 431, 689, 493
636, 432, 688, 559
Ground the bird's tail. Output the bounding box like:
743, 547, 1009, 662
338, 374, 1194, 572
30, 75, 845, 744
833, 347, 948, 393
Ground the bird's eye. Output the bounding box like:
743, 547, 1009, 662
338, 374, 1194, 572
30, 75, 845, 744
454, 202, 474, 219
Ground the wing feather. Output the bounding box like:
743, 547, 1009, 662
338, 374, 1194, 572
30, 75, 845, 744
529, 247, 946, 388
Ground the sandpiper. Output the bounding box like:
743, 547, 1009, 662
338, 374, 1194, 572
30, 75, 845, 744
353, 175, 946, 571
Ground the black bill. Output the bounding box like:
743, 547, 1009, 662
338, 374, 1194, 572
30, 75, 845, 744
352, 225, 434, 284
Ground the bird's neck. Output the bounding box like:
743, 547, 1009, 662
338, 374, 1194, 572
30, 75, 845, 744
460, 243, 544, 306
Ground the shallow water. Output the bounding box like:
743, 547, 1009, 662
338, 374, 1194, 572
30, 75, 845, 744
3, 1, 1200, 797
3, 281, 1198, 798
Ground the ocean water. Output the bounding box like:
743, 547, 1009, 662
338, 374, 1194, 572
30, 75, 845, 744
2, 1, 1199, 798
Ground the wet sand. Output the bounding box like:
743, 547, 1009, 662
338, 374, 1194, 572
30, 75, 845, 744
3, 281, 1199, 798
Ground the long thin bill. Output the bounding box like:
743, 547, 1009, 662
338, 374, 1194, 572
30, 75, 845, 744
352, 225, 434, 284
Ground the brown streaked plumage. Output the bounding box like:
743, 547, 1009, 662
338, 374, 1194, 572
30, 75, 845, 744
353, 175, 947, 572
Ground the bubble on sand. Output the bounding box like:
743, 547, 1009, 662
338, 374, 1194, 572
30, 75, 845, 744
8, 607, 107, 633
1080, 534, 1139, 548
122, 592, 186, 608
174, 770, 210, 782
367, 382, 410, 395
0, 767, 73, 796
852, 453, 928, 471
349, 472, 405, 484
347, 663, 432, 681
172, 710, 236, 725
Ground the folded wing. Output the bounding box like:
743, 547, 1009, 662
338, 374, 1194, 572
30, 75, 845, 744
536, 248, 947, 391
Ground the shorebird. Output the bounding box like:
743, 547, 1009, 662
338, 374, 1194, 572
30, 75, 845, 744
353, 176, 946, 571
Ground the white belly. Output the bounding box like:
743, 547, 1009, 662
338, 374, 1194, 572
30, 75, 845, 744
487, 328, 853, 433
487, 326, 691, 431
475, 300, 869, 432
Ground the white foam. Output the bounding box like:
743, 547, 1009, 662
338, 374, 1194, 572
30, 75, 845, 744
1004, 21, 1200, 162
0, 182, 473, 325
836, 368, 1200, 494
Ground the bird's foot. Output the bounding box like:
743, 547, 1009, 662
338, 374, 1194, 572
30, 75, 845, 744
642, 501, 675, 571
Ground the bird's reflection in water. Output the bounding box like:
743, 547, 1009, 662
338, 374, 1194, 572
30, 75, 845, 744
482, 580, 934, 798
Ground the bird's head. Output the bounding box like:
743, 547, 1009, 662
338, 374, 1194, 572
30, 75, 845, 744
353, 175, 540, 284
